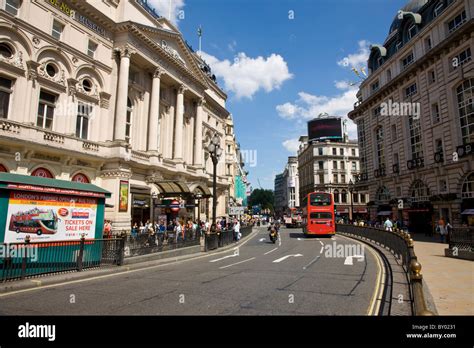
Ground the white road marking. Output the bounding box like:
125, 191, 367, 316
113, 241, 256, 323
210, 248, 239, 262
320, 246, 324, 254
344, 255, 365, 265
303, 256, 320, 270
297, 238, 319, 241
319, 241, 324, 246
272, 254, 303, 263
219, 257, 256, 269
259, 238, 266, 242
264, 247, 278, 255
278, 236, 282, 246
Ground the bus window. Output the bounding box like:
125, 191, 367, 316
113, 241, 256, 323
310, 193, 331, 206
310, 212, 332, 219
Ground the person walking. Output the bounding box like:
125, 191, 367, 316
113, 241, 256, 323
384, 217, 393, 232
234, 219, 241, 241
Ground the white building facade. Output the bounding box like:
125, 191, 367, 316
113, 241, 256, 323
0, 0, 237, 231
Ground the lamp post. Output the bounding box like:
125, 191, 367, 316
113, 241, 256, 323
348, 179, 354, 223
196, 193, 202, 222
207, 134, 223, 226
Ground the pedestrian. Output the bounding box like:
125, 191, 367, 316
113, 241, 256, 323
437, 219, 447, 243
384, 217, 393, 232
131, 222, 138, 239
234, 219, 241, 241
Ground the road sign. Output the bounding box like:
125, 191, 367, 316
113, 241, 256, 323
229, 206, 245, 215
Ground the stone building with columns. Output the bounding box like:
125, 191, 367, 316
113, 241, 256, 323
0, 0, 238, 231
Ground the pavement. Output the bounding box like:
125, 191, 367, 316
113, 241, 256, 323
0, 226, 383, 315
412, 234, 474, 315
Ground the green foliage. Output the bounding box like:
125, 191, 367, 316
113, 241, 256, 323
248, 189, 274, 212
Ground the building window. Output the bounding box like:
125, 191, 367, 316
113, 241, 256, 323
396, 41, 402, 51
409, 115, 423, 159
318, 148, 323, 156
36, 91, 56, 130
353, 193, 359, 203
0, 42, 13, 58
428, 69, 436, 84
52, 20, 64, 40
448, 10, 467, 33
375, 126, 385, 169
439, 179, 448, 193
126, 98, 132, 144
76, 102, 92, 140
401, 52, 414, 70
5, 0, 20, 16
318, 161, 324, 170
432, 103, 440, 123
340, 161, 345, 170
87, 40, 98, 58
407, 24, 417, 40
339, 148, 344, 156
433, 2, 444, 17
351, 148, 356, 156
341, 190, 347, 203
0, 77, 12, 119
424, 36, 432, 52
376, 186, 391, 201
351, 162, 356, 171
333, 190, 339, 203
372, 105, 382, 118
394, 153, 399, 165
332, 148, 337, 155
452, 48, 472, 70
386, 69, 392, 82
360, 193, 366, 203
405, 83, 417, 99
357, 119, 367, 174
333, 161, 338, 170
371, 80, 380, 93
319, 174, 324, 184
333, 174, 338, 184
341, 174, 346, 184
456, 79, 474, 144
391, 124, 397, 141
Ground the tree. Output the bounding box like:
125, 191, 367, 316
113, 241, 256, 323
248, 189, 274, 212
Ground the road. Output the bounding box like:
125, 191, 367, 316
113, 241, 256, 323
0, 226, 382, 315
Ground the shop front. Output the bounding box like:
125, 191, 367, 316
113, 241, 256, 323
130, 186, 151, 225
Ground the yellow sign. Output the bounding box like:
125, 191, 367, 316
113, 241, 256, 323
49, 0, 74, 17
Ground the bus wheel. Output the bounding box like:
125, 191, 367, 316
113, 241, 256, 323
36, 230, 42, 236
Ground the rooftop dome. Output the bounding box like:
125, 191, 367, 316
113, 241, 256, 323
388, 0, 429, 35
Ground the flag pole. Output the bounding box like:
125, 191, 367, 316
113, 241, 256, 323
168, 0, 172, 21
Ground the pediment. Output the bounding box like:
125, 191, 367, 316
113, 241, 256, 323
131, 23, 208, 87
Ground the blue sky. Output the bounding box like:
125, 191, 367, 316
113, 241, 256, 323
151, 0, 408, 189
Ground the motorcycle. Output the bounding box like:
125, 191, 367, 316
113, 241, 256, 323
269, 228, 278, 244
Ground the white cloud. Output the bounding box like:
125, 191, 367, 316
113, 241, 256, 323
282, 139, 300, 153
276, 82, 359, 139
200, 51, 293, 99
337, 40, 370, 70
149, 0, 185, 25
228, 40, 237, 52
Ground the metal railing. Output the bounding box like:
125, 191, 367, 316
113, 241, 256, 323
205, 226, 253, 251
448, 227, 473, 252
0, 236, 124, 282
336, 224, 435, 316
124, 230, 200, 258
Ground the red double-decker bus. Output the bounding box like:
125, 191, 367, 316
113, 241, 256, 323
301, 192, 335, 236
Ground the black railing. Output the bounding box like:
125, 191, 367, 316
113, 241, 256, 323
124, 230, 200, 258
206, 226, 253, 251
448, 227, 473, 252
0, 237, 124, 282
336, 224, 435, 316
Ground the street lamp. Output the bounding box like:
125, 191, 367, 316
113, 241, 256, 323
195, 193, 202, 222
348, 179, 354, 223
207, 134, 223, 226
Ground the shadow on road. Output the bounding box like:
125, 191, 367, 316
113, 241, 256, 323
288, 232, 333, 239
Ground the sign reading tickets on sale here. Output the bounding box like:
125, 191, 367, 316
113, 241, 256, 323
4, 191, 98, 243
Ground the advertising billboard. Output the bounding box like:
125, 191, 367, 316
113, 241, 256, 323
4, 191, 98, 243
308, 118, 343, 141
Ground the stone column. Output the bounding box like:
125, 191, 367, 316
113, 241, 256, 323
114, 46, 133, 141
148, 68, 163, 152
194, 98, 204, 167
173, 85, 186, 160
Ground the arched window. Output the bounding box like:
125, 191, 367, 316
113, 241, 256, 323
376, 186, 391, 201
126, 98, 132, 144
461, 172, 474, 199
71, 173, 90, 184
31, 167, 53, 178
333, 189, 340, 203
375, 126, 385, 169
410, 180, 430, 202
457, 79, 474, 144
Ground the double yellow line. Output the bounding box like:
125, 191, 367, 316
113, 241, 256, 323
366, 243, 386, 316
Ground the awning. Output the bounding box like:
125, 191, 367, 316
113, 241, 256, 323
193, 185, 212, 198
155, 181, 190, 195
377, 211, 392, 216
354, 208, 368, 213
461, 209, 474, 215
